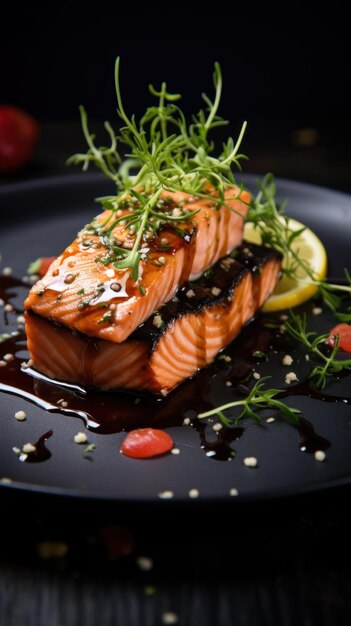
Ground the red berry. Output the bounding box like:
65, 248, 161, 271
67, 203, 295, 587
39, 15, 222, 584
0, 105, 39, 173
120, 428, 174, 459
328, 323, 351, 353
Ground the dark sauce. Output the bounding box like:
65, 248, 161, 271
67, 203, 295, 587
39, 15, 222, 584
24, 431, 53, 463
2, 275, 351, 462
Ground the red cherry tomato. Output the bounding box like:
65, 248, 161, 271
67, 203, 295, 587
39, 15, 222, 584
0, 105, 39, 173
38, 257, 57, 276
328, 323, 351, 353
120, 428, 174, 458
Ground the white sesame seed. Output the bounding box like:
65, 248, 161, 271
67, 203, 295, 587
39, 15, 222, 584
285, 371, 298, 384
158, 256, 166, 265
136, 556, 154, 571
280, 314, 289, 321
171, 448, 180, 455
160, 388, 168, 397
282, 354, 293, 366
153, 314, 163, 328
172, 207, 182, 217
312, 307, 323, 316
160, 238, 169, 246
266, 417, 275, 423
189, 488, 199, 498
0, 298, 4, 306
314, 450, 326, 462
116, 209, 123, 217
243, 456, 258, 468
183, 418, 190, 426
211, 286, 221, 296
11, 331, 19, 337
105, 268, 115, 278
0, 361, 6, 367
172, 296, 179, 303
22, 443, 36, 454
21, 360, 32, 369
224, 355, 232, 362
229, 488, 239, 496
19, 453, 28, 462
158, 490, 174, 499
15, 410, 26, 421
253, 372, 261, 380
60, 401, 68, 408
305, 354, 310, 362
12, 447, 21, 455
4, 304, 13, 312
213, 423, 223, 431
225, 381, 232, 387
74, 432, 88, 444
162, 612, 179, 624
2, 267, 12, 276
3, 353, 14, 362
186, 289, 195, 298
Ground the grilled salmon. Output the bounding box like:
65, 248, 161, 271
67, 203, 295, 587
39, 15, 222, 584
24, 187, 249, 343
25, 243, 282, 394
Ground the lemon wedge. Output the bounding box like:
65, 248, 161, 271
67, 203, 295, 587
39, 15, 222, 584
244, 217, 328, 311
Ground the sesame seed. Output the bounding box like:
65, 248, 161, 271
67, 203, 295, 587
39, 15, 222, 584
305, 354, 310, 362
2, 267, 12, 276
22, 443, 36, 454
189, 488, 199, 498
158, 490, 174, 499
224, 355, 232, 362
160, 238, 169, 246
280, 314, 289, 321
312, 307, 323, 316
229, 488, 239, 496
74, 432, 88, 444
172, 296, 179, 303
183, 418, 190, 426
186, 289, 195, 298
158, 256, 166, 265
105, 268, 115, 278
15, 411, 26, 421
171, 448, 180, 455
243, 456, 258, 468
64, 273, 75, 284
285, 371, 298, 384
162, 612, 179, 624
266, 417, 275, 423
253, 372, 261, 380
211, 286, 221, 296
172, 208, 182, 217
213, 423, 223, 431
17, 315, 25, 324
12, 447, 21, 455
160, 388, 168, 397
3, 353, 14, 362
116, 209, 123, 217
4, 304, 13, 312
282, 355, 293, 366
314, 450, 326, 462
153, 314, 163, 328
122, 241, 134, 250
21, 360, 32, 369
110, 282, 122, 292
136, 556, 154, 571
225, 381, 232, 387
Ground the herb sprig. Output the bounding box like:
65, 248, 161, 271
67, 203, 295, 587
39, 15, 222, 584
69, 58, 248, 280
247, 174, 351, 311
198, 377, 300, 425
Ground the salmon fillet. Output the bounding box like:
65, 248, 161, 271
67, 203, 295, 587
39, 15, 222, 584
25, 243, 282, 394
24, 187, 249, 343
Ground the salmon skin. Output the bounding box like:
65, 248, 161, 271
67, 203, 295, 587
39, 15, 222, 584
24, 187, 249, 344
25, 242, 282, 395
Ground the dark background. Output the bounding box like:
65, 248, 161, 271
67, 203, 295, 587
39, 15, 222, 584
1, 4, 351, 190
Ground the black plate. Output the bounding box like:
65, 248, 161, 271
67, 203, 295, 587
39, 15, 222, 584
1, 173, 351, 502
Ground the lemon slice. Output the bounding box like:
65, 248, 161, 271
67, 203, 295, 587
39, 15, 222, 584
244, 217, 328, 311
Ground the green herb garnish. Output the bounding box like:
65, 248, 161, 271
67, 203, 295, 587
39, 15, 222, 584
285, 311, 351, 388
68, 58, 248, 280
198, 377, 300, 425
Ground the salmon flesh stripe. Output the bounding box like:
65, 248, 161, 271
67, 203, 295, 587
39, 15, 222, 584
24, 187, 250, 343
25, 242, 282, 394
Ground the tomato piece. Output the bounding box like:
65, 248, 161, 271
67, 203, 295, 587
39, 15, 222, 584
328, 323, 351, 353
38, 256, 56, 276
120, 428, 173, 458
0, 106, 39, 173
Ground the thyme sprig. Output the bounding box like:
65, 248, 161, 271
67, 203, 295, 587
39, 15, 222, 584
198, 377, 300, 425
247, 174, 351, 311
68, 58, 248, 280
285, 311, 351, 388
